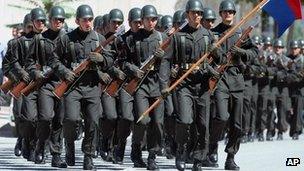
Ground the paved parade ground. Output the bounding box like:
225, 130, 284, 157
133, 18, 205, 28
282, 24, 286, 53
0, 133, 303, 171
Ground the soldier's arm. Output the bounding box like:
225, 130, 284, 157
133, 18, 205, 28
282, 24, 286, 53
239, 37, 259, 63
98, 34, 114, 70
2, 39, 17, 79
25, 37, 39, 79
10, 39, 28, 80
48, 35, 72, 80
159, 36, 173, 91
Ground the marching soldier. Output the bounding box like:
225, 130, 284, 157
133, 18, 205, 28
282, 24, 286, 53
128, 5, 166, 170
93, 15, 103, 33
14, 8, 47, 162
268, 39, 290, 140
201, 7, 216, 30
2, 13, 32, 157
48, 5, 113, 170
287, 40, 303, 140
209, 0, 258, 170
100, 8, 125, 162
160, 0, 221, 170
25, 6, 67, 167
114, 7, 143, 164
256, 36, 273, 141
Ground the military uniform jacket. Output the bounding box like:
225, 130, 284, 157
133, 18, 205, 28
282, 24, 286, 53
10, 31, 37, 80
159, 24, 216, 92
124, 28, 167, 97
49, 28, 113, 86
2, 38, 18, 80
269, 52, 290, 87
211, 22, 258, 91
25, 28, 66, 87
287, 54, 304, 95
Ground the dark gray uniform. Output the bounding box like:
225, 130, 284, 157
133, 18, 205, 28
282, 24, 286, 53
209, 22, 258, 158
26, 29, 66, 163
49, 28, 113, 158
128, 28, 166, 165
12, 31, 38, 160
287, 54, 303, 138
160, 24, 217, 166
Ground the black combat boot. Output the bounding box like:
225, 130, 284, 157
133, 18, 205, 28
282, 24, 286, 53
113, 140, 126, 164
83, 155, 96, 170
34, 140, 46, 164
257, 132, 264, 141
51, 154, 67, 168
131, 143, 146, 168
292, 133, 299, 140
225, 154, 240, 170
14, 137, 22, 156
65, 141, 75, 166
266, 132, 273, 141
147, 151, 159, 170
247, 133, 254, 142
277, 132, 283, 140
201, 156, 219, 168
192, 159, 203, 171
175, 144, 186, 171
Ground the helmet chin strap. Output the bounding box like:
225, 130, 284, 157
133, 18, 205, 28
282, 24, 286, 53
32, 21, 44, 33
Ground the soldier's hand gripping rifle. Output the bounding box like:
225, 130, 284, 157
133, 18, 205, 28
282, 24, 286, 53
104, 25, 179, 97
21, 65, 53, 96
53, 25, 125, 99
208, 25, 255, 92
0, 79, 14, 94
123, 20, 189, 96
136, 0, 270, 123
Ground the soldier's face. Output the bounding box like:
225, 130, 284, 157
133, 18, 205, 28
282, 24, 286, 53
129, 20, 142, 32
50, 18, 64, 31
290, 47, 300, 56
202, 19, 215, 29
33, 19, 46, 32
143, 17, 158, 31
24, 24, 33, 34
220, 10, 235, 23
109, 20, 122, 33
77, 17, 93, 32
187, 11, 202, 26
274, 46, 284, 55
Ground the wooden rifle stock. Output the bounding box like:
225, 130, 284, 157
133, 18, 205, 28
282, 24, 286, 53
208, 25, 254, 92
10, 81, 27, 99
123, 21, 189, 96
52, 27, 125, 99
0, 79, 14, 94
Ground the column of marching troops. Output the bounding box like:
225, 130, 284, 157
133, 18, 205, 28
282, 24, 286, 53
1, 0, 303, 170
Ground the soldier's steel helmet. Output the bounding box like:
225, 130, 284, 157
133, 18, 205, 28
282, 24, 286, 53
161, 15, 173, 29
263, 36, 272, 46
30, 8, 47, 21
203, 7, 216, 20
186, 0, 204, 12
273, 39, 284, 47
76, 5, 94, 19
109, 9, 124, 22
128, 7, 141, 22
49, 6, 66, 19
173, 10, 184, 24
252, 35, 261, 45
289, 40, 299, 48
23, 13, 32, 27
141, 5, 158, 18
93, 15, 103, 28
219, 0, 236, 13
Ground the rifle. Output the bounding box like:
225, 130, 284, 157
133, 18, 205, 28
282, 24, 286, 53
123, 20, 189, 96
208, 25, 255, 92
136, 0, 270, 123
10, 80, 27, 99
104, 26, 179, 97
0, 79, 14, 94
21, 66, 53, 96
53, 25, 125, 99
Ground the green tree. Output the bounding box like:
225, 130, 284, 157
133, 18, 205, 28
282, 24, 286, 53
8, 0, 83, 19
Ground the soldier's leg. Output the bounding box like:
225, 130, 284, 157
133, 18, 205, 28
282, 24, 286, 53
100, 92, 118, 161
35, 88, 55, 164
114, 89, 134, 163
13, 97, 23, 156
276, 88, 289, 140
209, 86, 230, 164
249, 83, 258, 142
289, 94, 303, 139
80, 89, 102, 170
175, 87, 194, 170
20, 92, 38, 161
242, 84, 251, 143
164, 94, 175, 159
131, 89, 150, 168
193, 91, 210, 164
63, 89, 82, 166
146, 97, 164, 170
